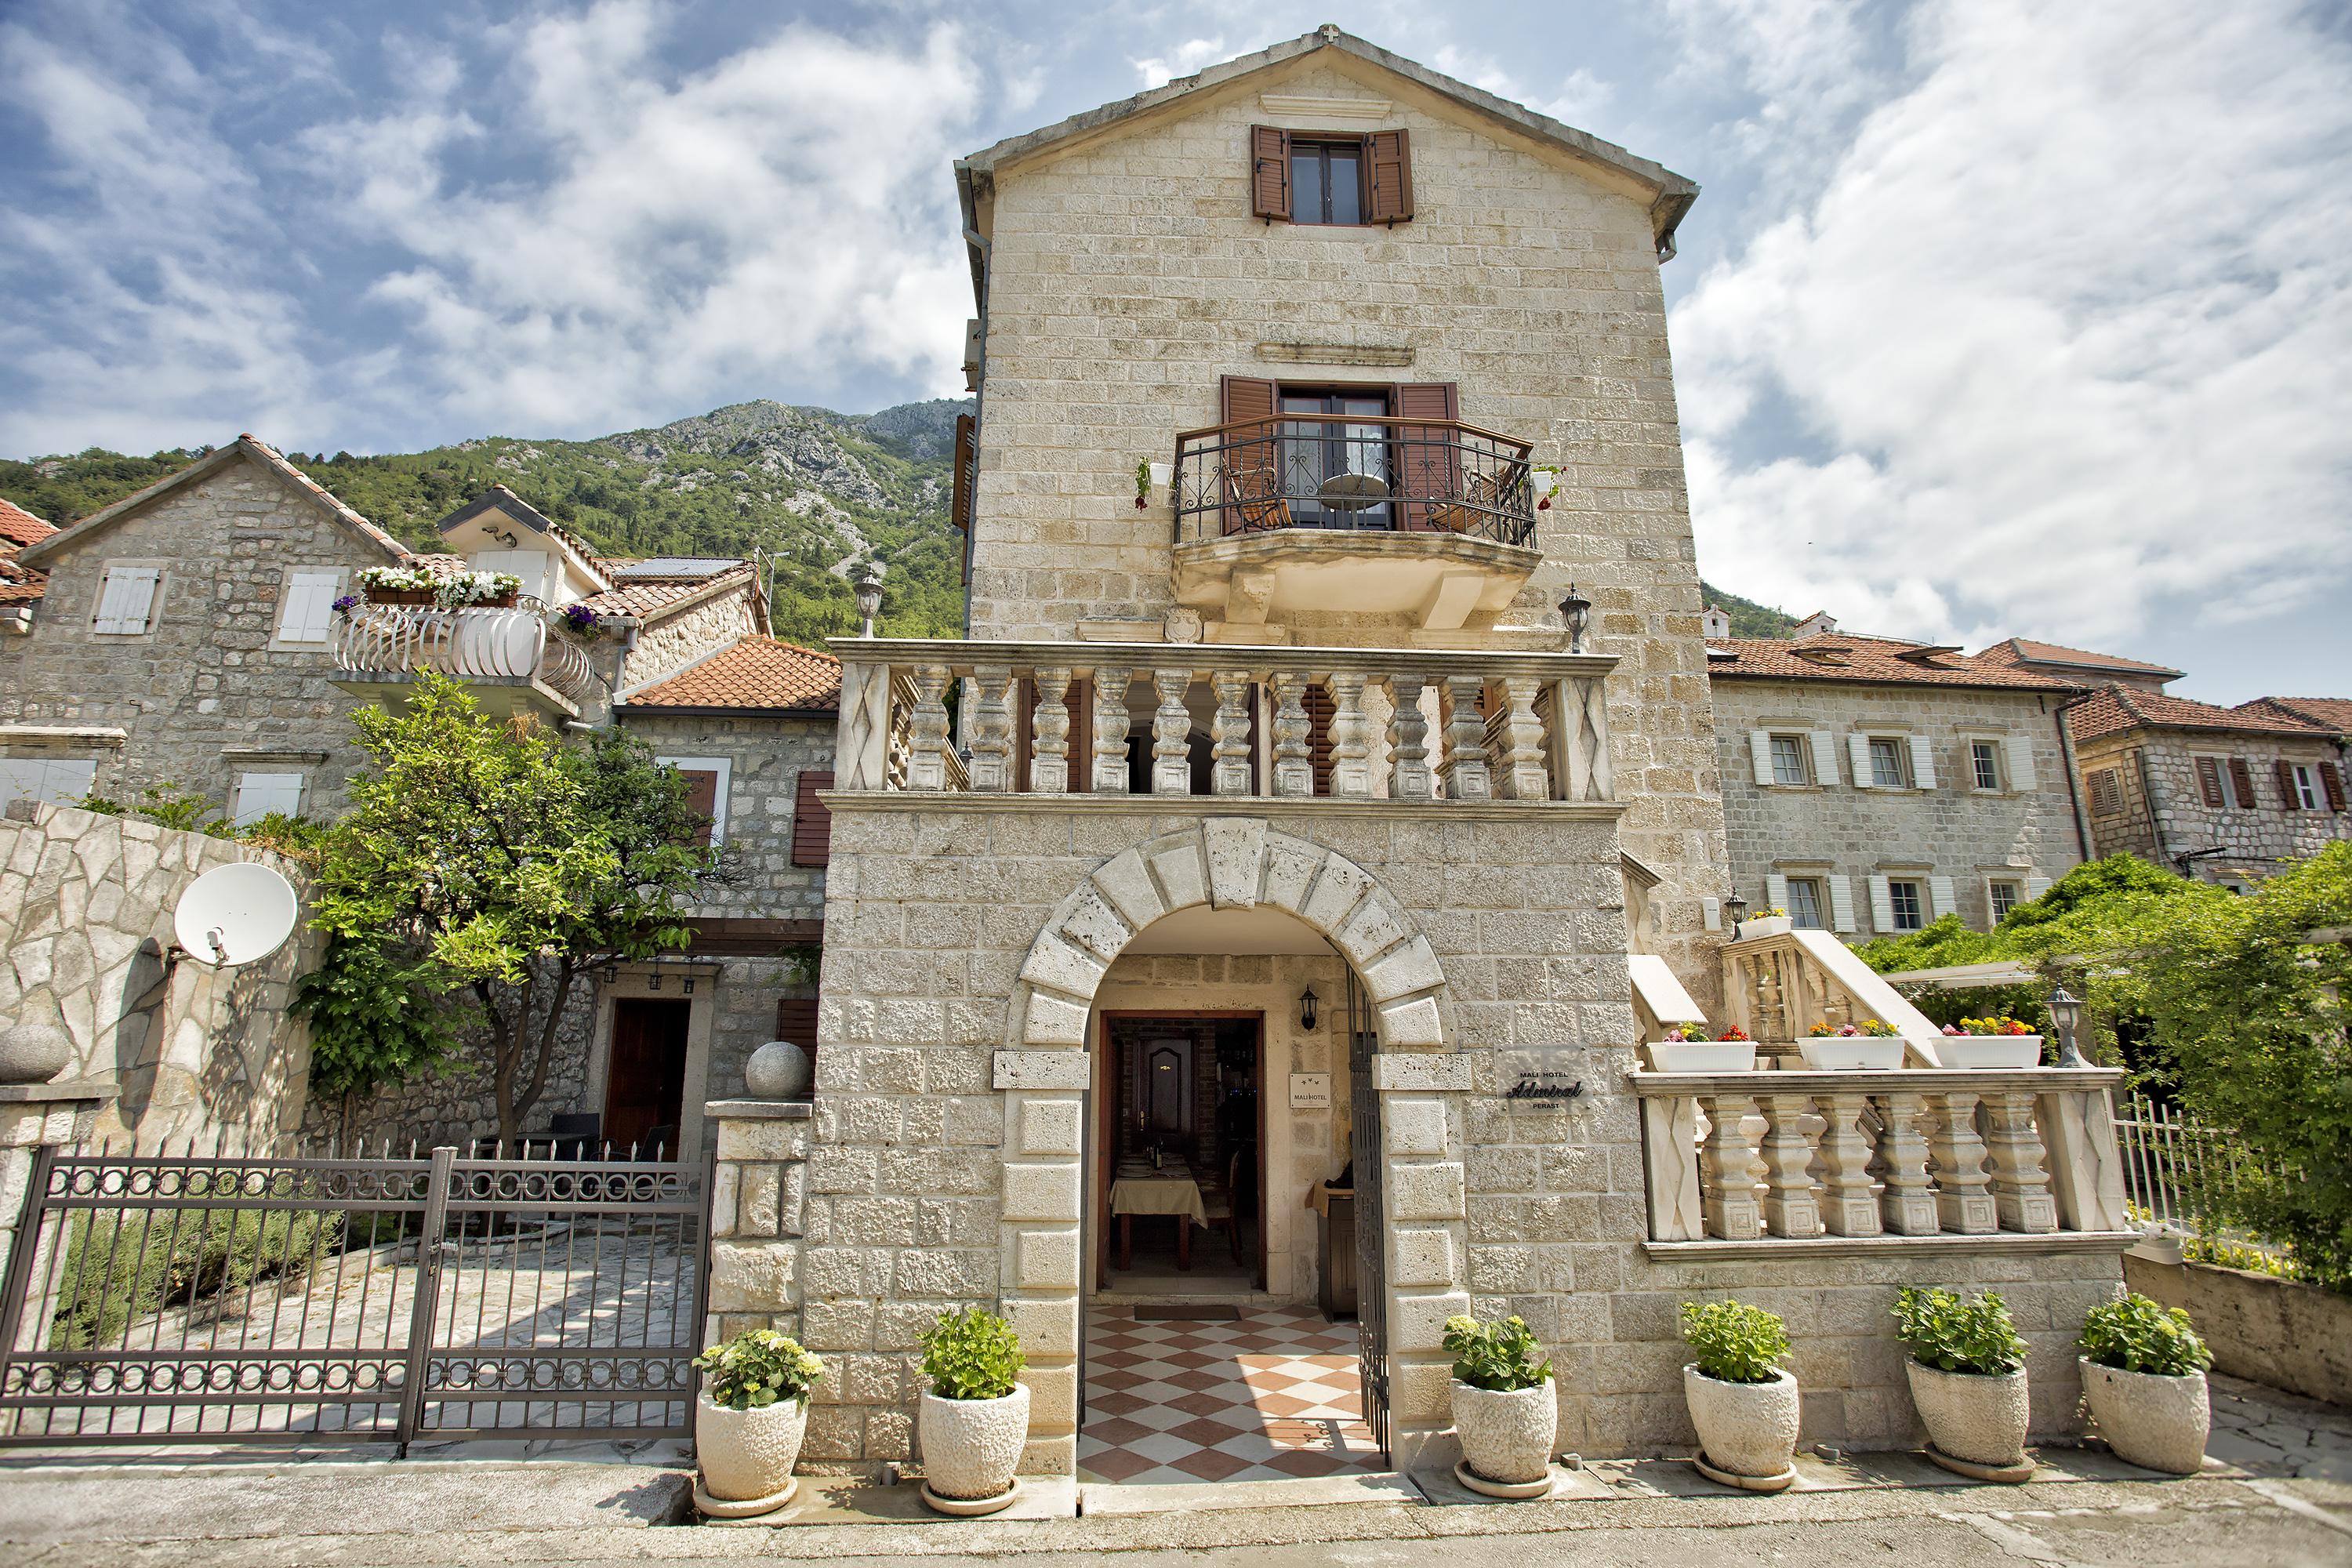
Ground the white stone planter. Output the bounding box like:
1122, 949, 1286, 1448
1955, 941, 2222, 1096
1938, 1036, 2043, 1069
1738, 916, 1793, 938
918, 1384, 1029, 1507
1905, 1359, 2031, 1468
1682, 1364, 1800, 1479
695, 1393, 807, 1511
2081, 1357, 2209, 1475
1799, 1037, 1904, 1070
1450, 1377, 1557, 1486
1644, 1041, 1756, 1072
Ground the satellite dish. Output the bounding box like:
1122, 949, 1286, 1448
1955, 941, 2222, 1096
173, 862, 299, 968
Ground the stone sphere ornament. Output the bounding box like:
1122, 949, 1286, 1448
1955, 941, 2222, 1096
0, 1020, 73, 1086
743, 1040, 812, 1100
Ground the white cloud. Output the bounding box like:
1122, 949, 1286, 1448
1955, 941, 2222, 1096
1671, 0, 2352, 655
1132, 37, 1228, 89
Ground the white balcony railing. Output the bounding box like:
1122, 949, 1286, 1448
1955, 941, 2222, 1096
332, 599, 595, 706
829, 637, 1613, 804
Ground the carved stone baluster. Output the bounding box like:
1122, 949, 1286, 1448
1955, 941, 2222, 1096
1873, 1091, 1940, 1236
1091, 667, 1133, 794
1494, 676, 1552, 800
1758, 1094, 1822, 1238
1984, 1089, 2058, 1232
1269, 673, 1313, 798
966, 663, 1014, 793
1029, 666, 1071, 794
1697, 1094, 1763, 1241
1925, 1091, 1997, 1234
1327, 672, 1372, 797
1387, 674, 1433, 800
1210, 672, 1253, 797
1439, 675, 1490, 801
1755, 950, 1788, 1047
1817, 1092, 1882, 1236
1151, 667, 1193, 795
906, 664, 953, 793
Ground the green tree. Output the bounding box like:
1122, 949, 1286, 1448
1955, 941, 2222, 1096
303, 673, 719, 1140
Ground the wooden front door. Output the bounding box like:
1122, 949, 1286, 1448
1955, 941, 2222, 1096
604, 998, 691, 1156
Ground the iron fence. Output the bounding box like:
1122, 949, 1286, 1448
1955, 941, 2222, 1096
2115, 1091, 2271, 1230
0, 1141, 710, 1450
1172, 415, 1537, 548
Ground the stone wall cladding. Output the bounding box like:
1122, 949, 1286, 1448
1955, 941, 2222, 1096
621, 589, 760, 693
2075, 731, 2350, 880
0, 803, 318, 1150
1711, 678, 2082, 933
612, 713, 833, 920
967, 56, 1729, 1006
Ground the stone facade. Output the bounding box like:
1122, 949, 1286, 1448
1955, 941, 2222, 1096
619, 588, 764, 695
0, 802, 320, 1150
2074, 727, 2350, 884
616, 712, 834, 922
1711, 673, 2084, 935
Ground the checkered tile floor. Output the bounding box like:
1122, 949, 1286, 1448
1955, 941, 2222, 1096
1078, 1304, 1387, 1484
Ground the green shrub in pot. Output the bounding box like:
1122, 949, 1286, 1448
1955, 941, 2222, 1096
1679, 1299, 1790, 1385
918, 1307, 1025, 1400
1441, 1315, 1556, 1491
1677, 1299, 1799, 1483
2080, 1294, 2211, 1378
1893, 1286, 2027, 1375
1893, 1286, 2033, 1474
915, 1308, 1029, 1512
2078, 1292, 2213, 1475
691, 1329, 823, 1511
1443, 1313, 1552, 1392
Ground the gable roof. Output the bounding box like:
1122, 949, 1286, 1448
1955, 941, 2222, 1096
620, 635, 840, 715
576, 560, 763, 629
434, 485, 612, 590
0, 496, 56, 551
1705, 632, 2078, 692
16, 436, 407, 569
1969, 637, 2183, 681
2236, 696, 2352, 739
0, 497, 56, 607
955, 25, 1700, 300
2063, 685, 2335, 745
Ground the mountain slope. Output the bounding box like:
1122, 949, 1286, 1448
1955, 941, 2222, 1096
1701, 581, 1799, 638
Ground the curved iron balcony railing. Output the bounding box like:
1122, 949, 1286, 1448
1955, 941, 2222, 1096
332, 596, 595, 706
1172, 415, 1537, 548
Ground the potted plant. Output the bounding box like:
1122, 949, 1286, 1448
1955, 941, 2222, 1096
1800, 1018, 1905, 1070
355, 564, 442, 606
2078, 1293, 2212, 1475
1645, 1022, 1756, 1073
1893, 1286, 2034, 1479
1738, 906, 1793, 939
690, 1328, 824, 1517
1443, 1313, 1556, 1498
1938, 1016, 2045, 1069
1679, 1299, 1800, 1491
916, 1308, 1029, 1515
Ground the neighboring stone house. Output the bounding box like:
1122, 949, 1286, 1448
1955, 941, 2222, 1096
1969, 637, 2183, 695
0, 495, 55, 641
2065, 686, 2350, 884
1707, 628, 2087, 937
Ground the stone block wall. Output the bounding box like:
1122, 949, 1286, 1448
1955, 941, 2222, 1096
613, 712, 834, 921
619, 586, 762, 693
2075, 730, 2350, 882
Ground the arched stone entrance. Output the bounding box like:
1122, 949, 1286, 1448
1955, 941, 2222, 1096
991, 818, 1472, 1478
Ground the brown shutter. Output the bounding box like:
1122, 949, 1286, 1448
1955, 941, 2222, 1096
774, 993, 820, 1087
2195, 756, 2227, 808
1365, 129, 1414, 223
2325, 759, 2347, 812
949, 413, 975, 533
1250, 125, 1290, 220
2228, 757, 2258, 809
1304, 681, 1334, 796
1393, 381, 1461, 532
1220, 375, 1283, 535
790, 769, 834, 866
2275, 759, 2302, 811
677, 769, 719, 847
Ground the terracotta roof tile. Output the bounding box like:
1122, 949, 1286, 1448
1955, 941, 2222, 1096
624, 636, 840, 713
2237, 696, 2352, 738
1969, 637, 2183, 679
0, 496, 56, 550
575, 561, 754, 619
2064, 685, 2335, 744
1706, 633, 2079, 691
0, 497, 53, 605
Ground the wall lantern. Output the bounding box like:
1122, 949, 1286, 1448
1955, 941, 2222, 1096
681, 975, 696, 996
1723, 890, 1750, 938
2047, 982, 2086, 1069
852, 561, 885, 636
1559, 583, 1592, 654
646, 972, 662, 993
1298, 986, 1320, 1032
600, 963, 619, 985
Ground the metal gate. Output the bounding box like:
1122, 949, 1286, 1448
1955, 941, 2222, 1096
0, 1143, 710, 1449
1345, 971, 1389, 1457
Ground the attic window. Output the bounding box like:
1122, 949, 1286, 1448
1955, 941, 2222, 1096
1791, 645, 1853, 667
1893, 645, 1962, 666
1251, 126, 1414, 225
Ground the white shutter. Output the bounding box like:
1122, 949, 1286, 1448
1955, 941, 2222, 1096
1766, 873, 1789, 913
1848, 732, 1875, 789
1808, 731, 1838, 786
0, 757, 99, 811
1867, 875, 1895, 932
1827, 875, 1857, 932
231, 771, 305, 826
1907, 735, 1937, 789
93, 566, 161, 634
1748, 730, 1775, 784
2024, 876, 2053, 900
1928, 874, 1957, 920
2003, 735, 2037, 793
278, 570, 340, 644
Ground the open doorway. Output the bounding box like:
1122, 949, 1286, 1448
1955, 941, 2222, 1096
603, 997, 691, 1158
1095, 1013, 1264, 1294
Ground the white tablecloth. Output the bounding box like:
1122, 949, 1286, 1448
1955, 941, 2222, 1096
1109, 1176, 1207, 1227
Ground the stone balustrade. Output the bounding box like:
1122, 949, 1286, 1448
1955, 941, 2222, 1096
829, 637, 1613, 804
1717, 927, 1951, 1062
1632, 1066, 2133, 1251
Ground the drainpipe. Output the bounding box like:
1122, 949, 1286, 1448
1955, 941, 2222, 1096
2130, 744, 2172, 867
2051, 699, 2093, 863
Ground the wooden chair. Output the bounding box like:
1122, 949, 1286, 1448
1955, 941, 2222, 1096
1221, 467, 1294, 532
1193, 1148, 1247, 1265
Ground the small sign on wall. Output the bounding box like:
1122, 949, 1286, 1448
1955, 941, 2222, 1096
1289, 1073, 1331, 1109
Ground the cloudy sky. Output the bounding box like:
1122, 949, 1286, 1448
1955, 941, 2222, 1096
3, 1, 2346, 701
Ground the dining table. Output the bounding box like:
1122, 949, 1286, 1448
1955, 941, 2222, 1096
1109, 1157, 1205, 1270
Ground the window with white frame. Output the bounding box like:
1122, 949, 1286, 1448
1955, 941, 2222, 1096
0, 756, 100, 812
1988, 879, 2024, 923
2288, 764, 2323, 811
1970, 740, 2002, 791
1886, 878, 1925, 931
1769, 734, 1809, 786
1785, 877, 1825, 930
91, 564, 162, 635
657, 756, 731, 846
274, 569, 343, 645
1868, 737, 1909, 789
231, 771, 305, 826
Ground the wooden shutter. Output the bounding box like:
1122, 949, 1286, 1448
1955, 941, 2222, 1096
1250, 125, 1290, 220
1305, 681, 1334, 796
2195, 756, 2227, 808
2274, 759, 2301, 811
2089, 769, 2122, 816
2325, 760, 2347, 812
1765, 873, 1789, 913
774, 996, 819, 1047
2228, 757, 2258, 809
93, 565, 160, 633
790, 769, 834, 866
1808, 731, 1838, 786
1907, 735, 1939, 790
1393, 381, 1460, 532
1827, 875, 1857, 932
949, 414, 975, 533
678, 768, 720, 847
1068, 677, 1094, 795
1748, 731, 1775, 784
1928, 875, 1957, 920
1365, 129, 1414, 223
278, 570, 340, 644
1848, 733, 1875, 789
1867, 876, 1896, 932
1219, 375, 1281, 535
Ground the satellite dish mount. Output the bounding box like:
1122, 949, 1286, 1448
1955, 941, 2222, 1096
172, 862, 300, 970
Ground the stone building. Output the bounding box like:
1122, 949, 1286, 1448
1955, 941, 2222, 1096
1969, 637, 2183, 695
1707, 626, 2088, 936
2065, 686, 2350, 886
697, 29, 2143, 1490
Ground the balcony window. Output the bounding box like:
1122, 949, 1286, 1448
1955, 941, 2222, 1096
1887, 879, 1925, 931
1279, 390, 1392, 528
1990, 879, 2023, 922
